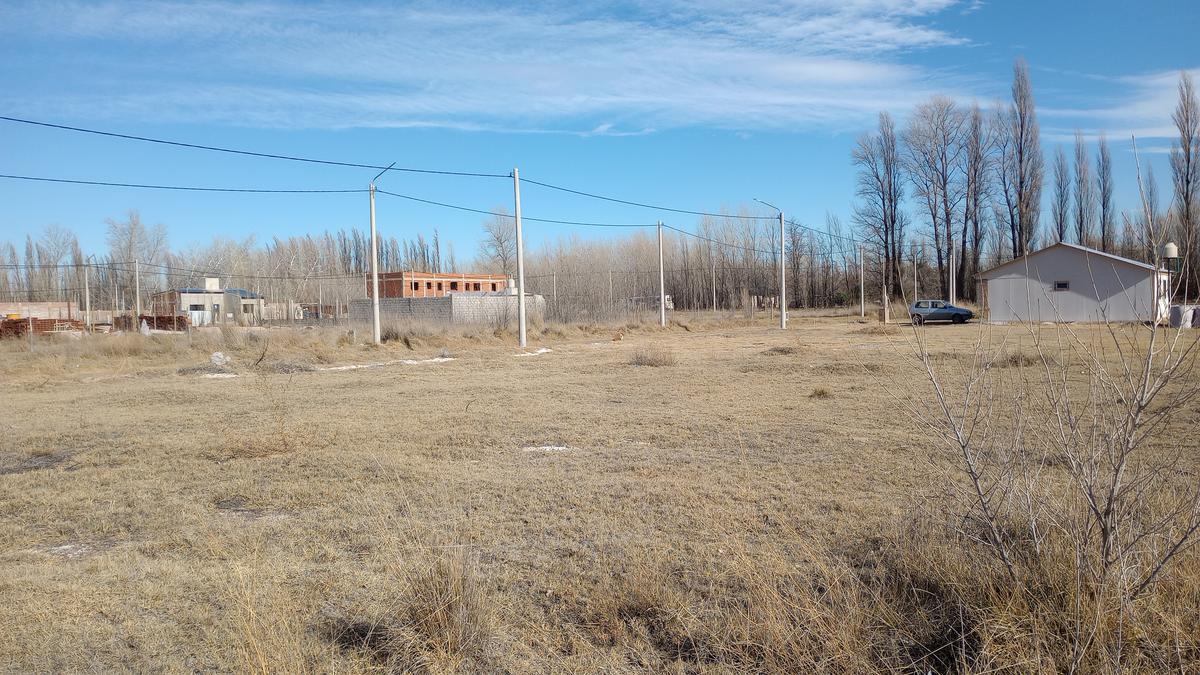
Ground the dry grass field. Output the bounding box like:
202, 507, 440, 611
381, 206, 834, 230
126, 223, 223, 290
1, 313, 1198, 673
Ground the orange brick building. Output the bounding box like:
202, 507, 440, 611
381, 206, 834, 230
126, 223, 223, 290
369, 271, 509, 299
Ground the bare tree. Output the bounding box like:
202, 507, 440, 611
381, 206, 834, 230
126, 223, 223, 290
1051, 146, 1071, 243
1073, 131, 1097, 246
904, 96, 966, 299
853, 112, 906, 300
960, 103, 992, 299
1097, 133, 1114, 252
1170, 71, 1199, 298
995, 58, 1043, 257
477, 209, 516, 277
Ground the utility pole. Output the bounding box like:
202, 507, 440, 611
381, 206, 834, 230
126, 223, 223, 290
711, 261, 717, 313
513, 168, 527, 347
608, 269, 613, 313
657, 221, 666, 327
133, 258, 141, 321
83, 260, 91, 331
369, 183, 381, 344
912, 241, 918, 301
949, 248, 956, 305
552, 270, 557, 320
754, 199, 786, 329
367, 162, 394, 345
858, 244, 865, 317
779, 210, 786, 329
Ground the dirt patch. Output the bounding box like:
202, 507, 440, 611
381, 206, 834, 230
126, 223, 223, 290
0, 451, 71, 475
261, 361, 315, 374
761, 346, 800, 356
178, 363, 233, 376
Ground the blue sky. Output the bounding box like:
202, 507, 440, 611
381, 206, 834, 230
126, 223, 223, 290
1, 0, 1197, 260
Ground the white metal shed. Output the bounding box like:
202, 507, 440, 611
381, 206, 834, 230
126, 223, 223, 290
978, 242, 1170, 323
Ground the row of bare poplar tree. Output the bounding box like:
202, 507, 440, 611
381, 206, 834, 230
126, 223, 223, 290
854, 60, 1199, 304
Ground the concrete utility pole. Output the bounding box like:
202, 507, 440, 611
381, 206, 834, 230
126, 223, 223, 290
133, 258, 141, 320
859, 244, 865, 317
608, 269, 613, 312
778, 211, 786, 328
513, 168, 528, 347
657, 221, 666, 327
912, 241, 918, 301
949, 248, 956, 305
755, 199, 786, 329
83, 261, 91, 330
369, 183, 381, 344
711, 261, 717, 313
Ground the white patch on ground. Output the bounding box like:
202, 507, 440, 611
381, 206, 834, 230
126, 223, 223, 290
317, 357, 454, 372
515, 348, 553, 357
202, 373, 238, 379
522, 445, 573, 452
45, 543, 92, 558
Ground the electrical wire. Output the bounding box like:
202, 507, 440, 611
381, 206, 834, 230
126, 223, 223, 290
373, 189, 653, 228
0, 173, 365, 193
0, 115, 508, 178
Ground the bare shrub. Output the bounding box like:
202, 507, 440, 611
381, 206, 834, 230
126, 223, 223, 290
629, 346, 676, 367
809, 386, 833, 399
902, 314, 1200, 670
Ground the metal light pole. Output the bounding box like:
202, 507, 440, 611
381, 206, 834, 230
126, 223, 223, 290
657, 221, 666, 327
755, 199, 786, 329
513, 168, 527, 347
858, 244, 865, 317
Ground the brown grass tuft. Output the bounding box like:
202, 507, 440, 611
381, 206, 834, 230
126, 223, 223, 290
629, 346, 676, 367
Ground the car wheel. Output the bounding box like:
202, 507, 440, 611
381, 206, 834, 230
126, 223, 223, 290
912, 314, 924, 326
952, 314, 965, 324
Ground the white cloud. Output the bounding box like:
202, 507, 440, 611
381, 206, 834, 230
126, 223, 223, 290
0, 0, 979, 133
1040, 68, 1199, 143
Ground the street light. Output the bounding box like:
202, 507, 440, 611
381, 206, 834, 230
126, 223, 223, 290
754, 198, 786, 329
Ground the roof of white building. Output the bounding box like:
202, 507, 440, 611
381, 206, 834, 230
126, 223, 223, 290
978, 242, 1163, 279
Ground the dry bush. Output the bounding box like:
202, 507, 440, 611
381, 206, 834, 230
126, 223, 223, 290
629, 346, 676, 367
809, 386, 833, 399
324, 549, 496, 672
901, 312, 1200, 671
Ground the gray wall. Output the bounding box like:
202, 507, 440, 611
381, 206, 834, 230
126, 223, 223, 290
982, 247, 1168, 323
349, 294, 544, 326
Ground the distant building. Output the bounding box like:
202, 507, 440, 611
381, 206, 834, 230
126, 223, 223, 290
150, 277, 265, 326
979, 242, 1170, 323
369, 271, 509, 299
0, 301, 78, 320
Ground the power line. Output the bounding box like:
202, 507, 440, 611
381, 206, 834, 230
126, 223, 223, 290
0, 173, 365, 194
520, 177, 775, 221
0, 115, 508, 178
373, 189, 653, 228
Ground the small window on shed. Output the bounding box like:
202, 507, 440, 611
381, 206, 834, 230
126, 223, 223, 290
1054, 280, 1070, 291
188, 304, 203, 311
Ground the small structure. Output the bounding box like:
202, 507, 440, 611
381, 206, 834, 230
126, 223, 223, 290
0, 301, 78, 320
150, 277, 265, 326
979, 243, 1170, 323
369, 271, 508, 298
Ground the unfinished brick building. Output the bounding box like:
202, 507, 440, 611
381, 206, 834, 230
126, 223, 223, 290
369, 271, 509, 299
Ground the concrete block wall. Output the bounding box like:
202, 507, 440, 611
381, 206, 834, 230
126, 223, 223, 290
349, 294, 544, 326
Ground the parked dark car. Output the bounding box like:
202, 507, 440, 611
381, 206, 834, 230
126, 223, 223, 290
909, 299, 974, 325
